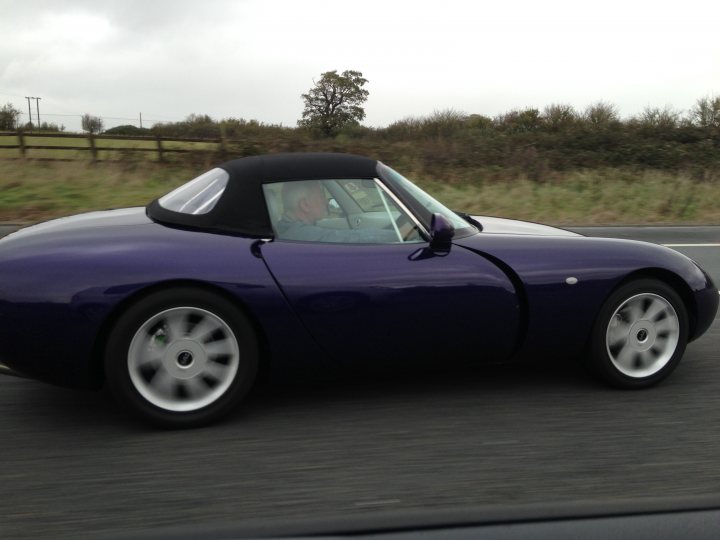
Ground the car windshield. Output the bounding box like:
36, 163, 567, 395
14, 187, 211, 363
377, 163, 476, 235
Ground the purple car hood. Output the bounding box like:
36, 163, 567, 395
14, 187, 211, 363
471, 215, 580, 237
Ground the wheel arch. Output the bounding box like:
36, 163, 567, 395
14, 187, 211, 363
88, 279, 272, 388
613, 268, 697, 339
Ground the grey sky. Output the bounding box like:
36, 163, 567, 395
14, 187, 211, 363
1, 0, 719, 132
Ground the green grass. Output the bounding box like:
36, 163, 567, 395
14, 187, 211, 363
0, 161, 191, 222
1, 160, 719, 225
422, 171, 720, 225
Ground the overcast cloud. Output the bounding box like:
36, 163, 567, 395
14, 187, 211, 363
1, 0, 719, 131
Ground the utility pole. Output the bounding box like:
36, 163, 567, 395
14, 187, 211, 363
34, 97, 41, 127
139, 112, 143, 128
25, 96, 33, 128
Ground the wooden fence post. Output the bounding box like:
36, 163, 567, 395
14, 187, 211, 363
88, 133, 98, 162
219, 124, 227, 156
156, 135, 164, 162
17, 129, 26, 158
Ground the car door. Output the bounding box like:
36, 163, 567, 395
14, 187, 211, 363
259, 179, 521, 371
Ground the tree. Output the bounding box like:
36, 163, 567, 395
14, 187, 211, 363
496, 108, 541, 133
583, 101, 619, 127
299, 70, 369, 136
635, 106, 679, 130
422, 109, 467, 137
690, 95, 720, 128
0, 102, 21, 130
542, 103, 576, 131
81, 114, 104, 134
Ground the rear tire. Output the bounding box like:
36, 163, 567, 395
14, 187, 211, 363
588, 279, 688, 388
105, 287, 258, 428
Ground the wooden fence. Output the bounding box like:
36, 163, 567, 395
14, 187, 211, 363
0, 131, 226, 162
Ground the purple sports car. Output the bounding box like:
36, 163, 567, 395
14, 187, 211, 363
0, 153, 717, 427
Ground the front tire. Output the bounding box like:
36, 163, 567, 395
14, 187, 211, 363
105, 287, 259, 428
588, 279, 688, 388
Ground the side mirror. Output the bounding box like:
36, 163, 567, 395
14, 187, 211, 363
429, 213, 454, 252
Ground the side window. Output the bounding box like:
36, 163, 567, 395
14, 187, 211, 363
158, 168, 228, 215
263, 179, 423, 244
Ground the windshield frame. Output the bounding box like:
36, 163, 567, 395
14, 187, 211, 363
376, 162, 478, 239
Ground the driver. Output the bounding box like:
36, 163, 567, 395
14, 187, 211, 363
274, 180, 415, 243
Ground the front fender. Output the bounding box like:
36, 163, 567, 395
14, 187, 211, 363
454, 233, 716, 361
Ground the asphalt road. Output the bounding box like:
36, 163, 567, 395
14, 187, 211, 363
0, 225, 719, 539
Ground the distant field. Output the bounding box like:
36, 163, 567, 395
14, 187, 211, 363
1, 160, 719, 225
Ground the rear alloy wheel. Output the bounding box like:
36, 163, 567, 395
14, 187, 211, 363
105, 288, 258, 428
589, 279, 688, 388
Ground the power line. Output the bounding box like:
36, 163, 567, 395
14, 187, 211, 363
141, 113, 186, 121
18, 111, 185, 122
28, 112, 81, 118
102, 115, 149, 121
3, 96, 218, 124
34, 113, 141, 121
12, 106, 221, 131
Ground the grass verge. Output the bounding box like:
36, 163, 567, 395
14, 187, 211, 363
0, 160, 719, 225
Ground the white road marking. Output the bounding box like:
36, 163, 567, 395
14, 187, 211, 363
354, 499, 401, 507
662, 244, 720, 247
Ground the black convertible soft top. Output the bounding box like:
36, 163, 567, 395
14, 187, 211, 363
147, 153, 378, 237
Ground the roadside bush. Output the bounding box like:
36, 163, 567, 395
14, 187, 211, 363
104, 125, 152, 136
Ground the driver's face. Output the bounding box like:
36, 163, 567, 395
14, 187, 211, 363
305, 183, 328, 222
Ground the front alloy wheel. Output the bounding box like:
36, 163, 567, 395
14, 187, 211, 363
589, 279, 688, 388
605, 293, 681, 379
